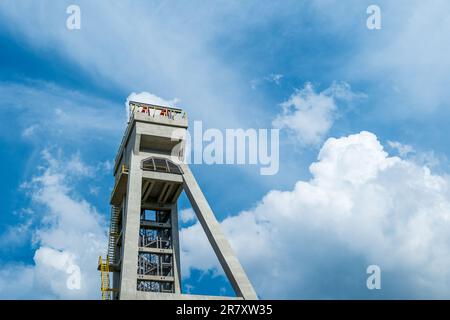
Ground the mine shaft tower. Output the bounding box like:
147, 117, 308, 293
98, 101, 257, 300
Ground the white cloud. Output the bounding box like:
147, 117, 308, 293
180, 222, 223, 279
0, 150, 107, 299
250, 74, 283, 89
126, 92, 179, 108
273, 82, 361, 146
387, 140, 446, 169
0, 1, 260, 128
21, 125, 38, 138
388, 141, 415, 157
267, 74, 283, 85
97, 160, 114, 173
0, 264, 35, 299
356, 1, 450, 114
0, 81, 124, 144
180, 208, 196, 224
68, 158, 93, 177
0, 222, 31, 249
180, 131, 450, 298
307, 0, 450, 116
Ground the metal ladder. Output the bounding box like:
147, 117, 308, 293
99, 205, 120, 300
99, 256, 111, 300
107, 206, 120, 263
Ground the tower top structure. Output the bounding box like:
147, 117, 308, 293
99, 100, 257, 300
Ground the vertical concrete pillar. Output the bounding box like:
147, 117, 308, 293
171, 202, 182, 293
118, 153, 142, 299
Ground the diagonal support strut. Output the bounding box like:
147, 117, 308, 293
180, 163, 258, 300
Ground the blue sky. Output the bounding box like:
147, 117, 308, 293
1, 0, 450, 299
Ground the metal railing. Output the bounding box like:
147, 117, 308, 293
140, 235, 172, 249
107, 206, 120, 264
99, 256, 112, 300
129, 101, 186, 121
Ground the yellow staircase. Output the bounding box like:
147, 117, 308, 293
99, 205, 121, 300
99, 256, 112, 300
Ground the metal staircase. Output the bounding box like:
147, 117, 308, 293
99, 256, 111, 300
138, 255, 157, 275
98, 205, 121, 300
108, 206, 120, 263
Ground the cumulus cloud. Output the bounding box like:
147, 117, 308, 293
180, 131, 450, 298
387, 141, 415, 157
180, 222, 222, 279
180, 208, 196, 224
0, 150, 107, 299
273, 82, 362, 146
387, 141, 446, 169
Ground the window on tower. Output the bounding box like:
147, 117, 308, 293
141, 157, 183, 175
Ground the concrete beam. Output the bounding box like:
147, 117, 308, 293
162, 183, 174, 203
138, 247, 173, 254
140, 220, 171, 229
158, 183, 169, 203
142, 170, 183, 184
142, 181, 154, 202
171, 184, 183, 203
141, 202, 173, 210
134, 292, 243, 300
137, 274, 174, 282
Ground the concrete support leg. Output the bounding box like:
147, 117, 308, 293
118, 153, 142, 299
171, 202, 182, 293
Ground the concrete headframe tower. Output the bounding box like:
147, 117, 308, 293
98, 101, 257, 300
